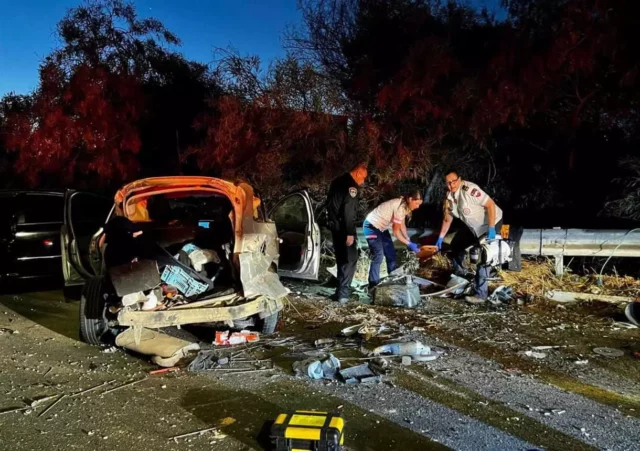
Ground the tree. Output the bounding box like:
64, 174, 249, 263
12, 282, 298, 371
4, 0, 216, 188
6, 63, 144, 187
185, 50, 354, 201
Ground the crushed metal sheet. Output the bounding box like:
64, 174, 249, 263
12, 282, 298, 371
239, 250, 289, 300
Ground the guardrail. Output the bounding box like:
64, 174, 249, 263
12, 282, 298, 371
354, 227, 640, 275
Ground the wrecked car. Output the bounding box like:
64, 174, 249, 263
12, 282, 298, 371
61, 177, 320, 345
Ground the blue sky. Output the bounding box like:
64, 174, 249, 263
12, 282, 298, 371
0, 0, 301, 96
0, 0, 502, 97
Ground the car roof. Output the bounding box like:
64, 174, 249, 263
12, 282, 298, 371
0, 189, 64, 198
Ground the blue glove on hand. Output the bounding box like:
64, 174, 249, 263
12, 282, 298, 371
487, 227, 496, 240
435, 237, 444, 251
407, 242, 420, 253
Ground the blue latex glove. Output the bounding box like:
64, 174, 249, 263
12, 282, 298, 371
487, 227, 496, 240
435, 237, 444, 251
407, 242, 420, 253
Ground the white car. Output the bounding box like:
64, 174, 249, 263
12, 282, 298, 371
60, 176, 320, 345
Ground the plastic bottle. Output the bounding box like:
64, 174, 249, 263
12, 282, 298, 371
372, 341, 431, 356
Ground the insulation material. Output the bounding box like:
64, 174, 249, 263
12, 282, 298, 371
115, 327, 200, 367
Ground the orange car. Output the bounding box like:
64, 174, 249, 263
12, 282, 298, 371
61, 177, 320, 345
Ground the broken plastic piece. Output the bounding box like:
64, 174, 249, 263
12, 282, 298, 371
625, 301, 640, 326
373, 341, 429, 356
122, 291, 146, 307
142, 289, 160, 310
214, 330, 259, 346
161, 265, 208, 298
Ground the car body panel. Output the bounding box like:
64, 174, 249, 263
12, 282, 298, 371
1, 191, 64, 281
268, 190, 320, 281
61, 191, 112, 286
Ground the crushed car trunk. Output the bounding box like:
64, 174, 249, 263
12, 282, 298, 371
102, 179, 286, 329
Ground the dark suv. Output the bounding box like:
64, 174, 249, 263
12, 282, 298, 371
0, 190, 66, 283
0, 190, 112, 286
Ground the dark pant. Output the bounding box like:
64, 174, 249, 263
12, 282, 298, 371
332, 231, 358, 300
363, 221, 397, 288
447, 221, 502, 299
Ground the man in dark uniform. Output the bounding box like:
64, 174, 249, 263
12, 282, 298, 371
326, 163, 368, 303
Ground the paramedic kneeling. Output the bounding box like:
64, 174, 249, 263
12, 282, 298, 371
436, 170, 503, 302
364, 190, 423, 289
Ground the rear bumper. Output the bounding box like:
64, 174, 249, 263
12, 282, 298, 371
116, 295, 284, 328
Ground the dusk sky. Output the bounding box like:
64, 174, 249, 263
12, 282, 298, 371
0, 0, 502, 97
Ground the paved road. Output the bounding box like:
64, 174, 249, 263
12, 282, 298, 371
0, 290, 639, 450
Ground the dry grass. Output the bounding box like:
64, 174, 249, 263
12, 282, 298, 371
499, 259, 640, 298
416, 254, 640, 299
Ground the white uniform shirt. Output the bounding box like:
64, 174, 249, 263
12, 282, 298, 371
446, 181, 502, 236
365, 198, 409, 232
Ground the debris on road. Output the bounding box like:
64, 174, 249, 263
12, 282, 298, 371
115, 327, 200, 367
372, 279, 421, 308
149, 367, 180, 375
71, 380, 116, 397
546, 290, 635, 304
592, 347, 624, 358
488, 285, 513, 304
625, 301, 640, 326
523, 351, 547, 359
214, 330, 260, 346
339, 363, 380, 384
0, 395, 59, 417
101, 378, 146, 395
314, 338, 336, 347
38, 394, 66, 418
293, 354, 341, 380
169, 426, 221, 443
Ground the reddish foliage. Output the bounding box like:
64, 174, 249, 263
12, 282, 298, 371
186, 94, 353, 200
6, 64, 143, 187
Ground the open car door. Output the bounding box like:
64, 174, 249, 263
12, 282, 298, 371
269, 190, 320, 280
61, 190, 112, 286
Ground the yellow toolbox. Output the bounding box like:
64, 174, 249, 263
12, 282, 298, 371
270, 410, 344, 451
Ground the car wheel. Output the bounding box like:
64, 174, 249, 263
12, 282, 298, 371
79, 277, 111, 346
259, 311, 280, 335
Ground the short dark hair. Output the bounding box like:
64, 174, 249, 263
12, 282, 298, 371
444, 169, 459, 178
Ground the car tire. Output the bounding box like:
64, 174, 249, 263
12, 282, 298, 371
79, 277, 110, 346
259, 311, 280, 335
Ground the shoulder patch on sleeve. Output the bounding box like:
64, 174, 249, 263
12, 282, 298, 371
349, 187, 357, 198
470, 188, 482, 198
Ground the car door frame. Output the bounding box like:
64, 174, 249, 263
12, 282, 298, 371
268, 190, 320, 281
61, 190, 111, 286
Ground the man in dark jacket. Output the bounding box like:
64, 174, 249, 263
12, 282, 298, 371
326, 163, 368, 303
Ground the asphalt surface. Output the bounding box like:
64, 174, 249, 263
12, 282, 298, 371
1, 288, 639, 451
